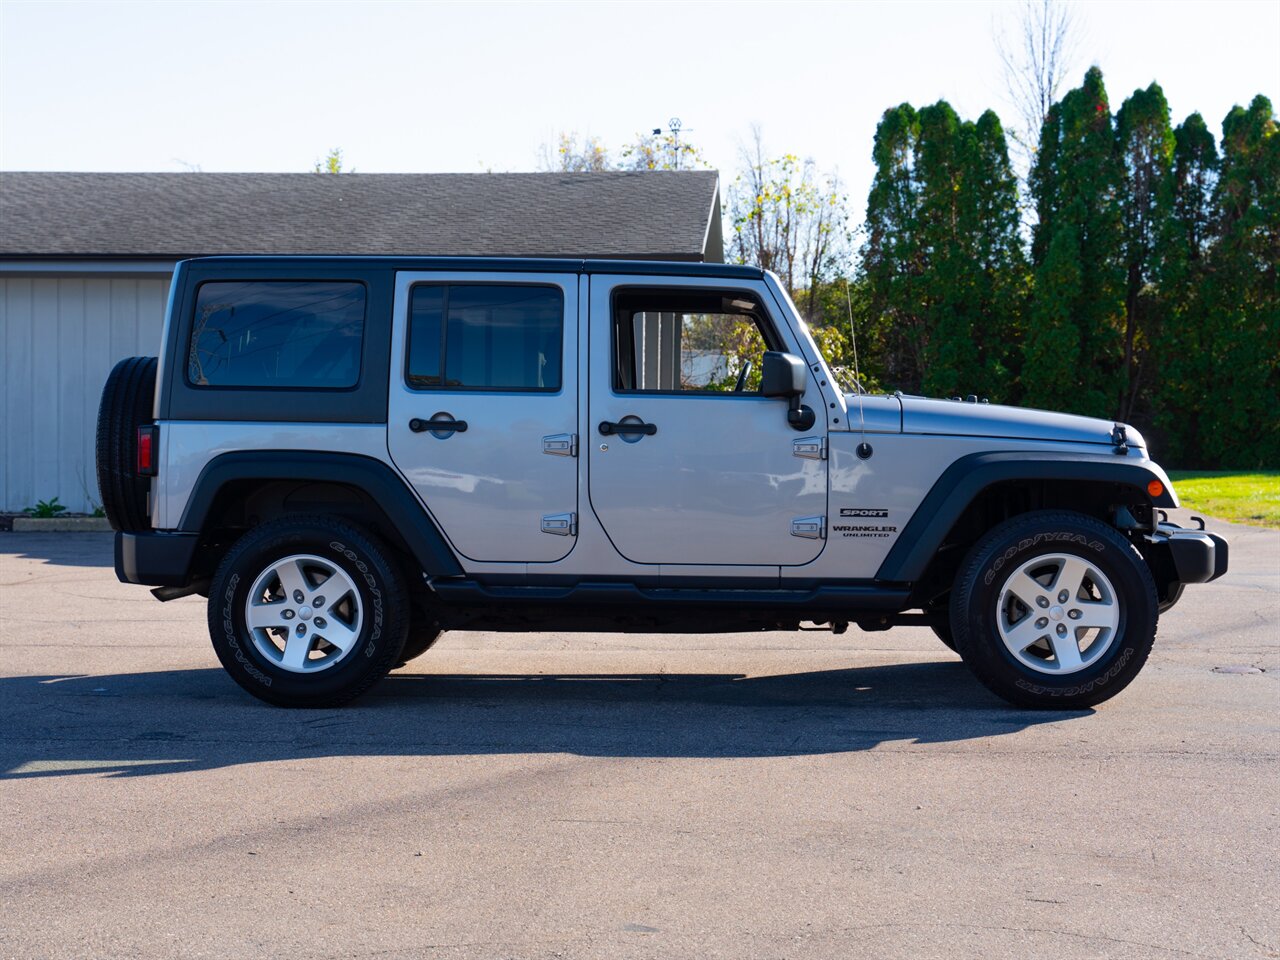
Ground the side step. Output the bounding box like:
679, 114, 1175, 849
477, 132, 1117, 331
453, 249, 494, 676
429, 578, 910, 612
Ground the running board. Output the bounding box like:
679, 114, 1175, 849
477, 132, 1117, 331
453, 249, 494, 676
428, 578, 910, 612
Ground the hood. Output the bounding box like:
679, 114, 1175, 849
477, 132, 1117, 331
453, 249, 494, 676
896, 396, 1144, 448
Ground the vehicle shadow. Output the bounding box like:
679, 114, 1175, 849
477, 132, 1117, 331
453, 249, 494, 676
0, 661, 1090, 778
1, 532, 115, 568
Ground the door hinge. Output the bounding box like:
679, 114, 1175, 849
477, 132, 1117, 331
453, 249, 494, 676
541, 512, 577, 536
792, 436, 827, 460
542, 433, 578, 457
791, 515, 826, 540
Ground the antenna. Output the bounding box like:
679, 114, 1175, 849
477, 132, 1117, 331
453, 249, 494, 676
845, 276, 872, 459
661, 118, 691, 169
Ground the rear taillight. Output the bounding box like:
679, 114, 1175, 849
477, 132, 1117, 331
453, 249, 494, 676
137, 425, 158, 476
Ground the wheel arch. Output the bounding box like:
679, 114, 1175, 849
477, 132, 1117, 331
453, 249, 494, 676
179, 451, 463, 580
879, 451, 1176, 597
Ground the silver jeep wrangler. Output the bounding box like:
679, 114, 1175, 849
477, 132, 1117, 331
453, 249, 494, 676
97, 256, 1227, 709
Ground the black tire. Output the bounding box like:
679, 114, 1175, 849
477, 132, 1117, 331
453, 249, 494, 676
931, 620, 958, 652
1159, 582, 1185, 614
950, 510, 1158, 710
95, 356, 158, 532
207, 515, 410, 707
396, 623, 444, 668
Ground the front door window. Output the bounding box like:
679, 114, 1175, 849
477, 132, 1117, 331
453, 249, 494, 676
612, 289, 775, 394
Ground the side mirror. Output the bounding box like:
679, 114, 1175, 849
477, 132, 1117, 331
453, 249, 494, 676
759, 351, 816, 431
760, 351, 806, 398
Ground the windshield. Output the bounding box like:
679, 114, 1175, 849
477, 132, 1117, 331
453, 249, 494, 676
763, 274, 865, 396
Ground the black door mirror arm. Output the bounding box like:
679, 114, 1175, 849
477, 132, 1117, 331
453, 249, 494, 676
787, 398, 816, 431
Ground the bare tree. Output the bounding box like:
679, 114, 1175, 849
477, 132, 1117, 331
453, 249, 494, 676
536, 120, 707, 173
537, 132, 611, 172
995, 0, 1081, 177
726, 126, 849, 319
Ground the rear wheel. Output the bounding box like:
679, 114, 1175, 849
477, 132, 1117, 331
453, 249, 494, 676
208, 515, 409, 707
950, 510, 1158, 709
396, 619, 444, 668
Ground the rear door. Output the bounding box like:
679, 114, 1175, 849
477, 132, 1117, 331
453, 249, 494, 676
387, 271, 579, 563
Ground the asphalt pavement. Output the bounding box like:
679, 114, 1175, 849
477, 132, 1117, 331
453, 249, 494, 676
1, 515, 1276, 960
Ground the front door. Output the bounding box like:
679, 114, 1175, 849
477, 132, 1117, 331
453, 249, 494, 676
587, 277, 827, 567
388, 271, 579, 563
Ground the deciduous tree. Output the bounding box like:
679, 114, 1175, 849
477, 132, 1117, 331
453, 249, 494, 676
312, 148, 348, 174
726, 128, 849, 321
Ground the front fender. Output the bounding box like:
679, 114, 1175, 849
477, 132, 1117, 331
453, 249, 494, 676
875, 451, 1177, 583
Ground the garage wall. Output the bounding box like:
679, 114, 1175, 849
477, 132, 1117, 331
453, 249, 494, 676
2, 275, 170, 513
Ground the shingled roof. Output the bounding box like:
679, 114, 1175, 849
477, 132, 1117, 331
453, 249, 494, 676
0, 170, 723, 262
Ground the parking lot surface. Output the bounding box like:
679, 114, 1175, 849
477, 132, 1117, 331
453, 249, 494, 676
1, 517, 1276, 960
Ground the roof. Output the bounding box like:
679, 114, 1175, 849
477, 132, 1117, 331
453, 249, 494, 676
0, 170, 723, 262
180, 255, 762, 279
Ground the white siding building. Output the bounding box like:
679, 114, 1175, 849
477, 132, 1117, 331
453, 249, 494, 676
2, 264, 173, 513
0, 171, 723, 513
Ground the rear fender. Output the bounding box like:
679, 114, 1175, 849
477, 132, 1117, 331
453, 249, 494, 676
179, 450, 463, 578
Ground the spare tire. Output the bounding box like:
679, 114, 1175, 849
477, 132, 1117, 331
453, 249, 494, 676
95, 356, 158, 532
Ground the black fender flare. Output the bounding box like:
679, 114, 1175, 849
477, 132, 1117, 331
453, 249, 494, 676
875, 451, 1178, 583
179, 451, 463, 577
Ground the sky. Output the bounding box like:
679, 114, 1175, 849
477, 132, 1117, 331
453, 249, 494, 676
2, 0, 1277, 227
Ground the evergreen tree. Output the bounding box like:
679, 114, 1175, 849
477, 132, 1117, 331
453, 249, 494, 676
864, 104, 926, 392
1026, 67, 1125, 416
965, 110, 1029, 397
1115, 83, 1175, 423
916, 101, 975, 398
864, 102, 1024, 399
1152, 113, 1218, 463
1198, 96, 1279, 467
1024, 223, 1084, 404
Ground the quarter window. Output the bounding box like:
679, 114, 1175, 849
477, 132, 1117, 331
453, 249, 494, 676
188, 281, 366, 389
407, 284, 563, 391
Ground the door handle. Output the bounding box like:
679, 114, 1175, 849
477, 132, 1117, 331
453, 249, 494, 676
410, 416, 468, 434
598, 420, 657, 436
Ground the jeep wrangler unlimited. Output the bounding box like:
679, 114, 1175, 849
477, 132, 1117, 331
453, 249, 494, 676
97, 256, 1227, 709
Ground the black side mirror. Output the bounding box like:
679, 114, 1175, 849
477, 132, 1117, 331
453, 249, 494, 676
760, 351, 806, 398
760, 351, 816, 431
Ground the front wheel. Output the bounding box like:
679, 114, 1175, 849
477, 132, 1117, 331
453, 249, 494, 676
950, 510, 1158, 709
208, 515, 410, 707
930, 620, 957, 653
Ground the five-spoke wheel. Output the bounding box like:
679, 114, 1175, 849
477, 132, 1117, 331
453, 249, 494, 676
949, 510, 1158, 709
995, 553, 1120, 675
208, 515, 410, 707
244, 554, 365, 674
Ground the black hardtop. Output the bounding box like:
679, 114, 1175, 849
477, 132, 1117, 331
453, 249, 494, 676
179, 255, 763, 280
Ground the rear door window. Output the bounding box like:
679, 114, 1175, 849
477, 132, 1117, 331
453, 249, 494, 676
188, 280, 366, 389
406, 284, 563, 391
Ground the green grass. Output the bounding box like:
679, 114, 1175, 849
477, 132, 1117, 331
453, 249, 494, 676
1167, 471, 1280, 528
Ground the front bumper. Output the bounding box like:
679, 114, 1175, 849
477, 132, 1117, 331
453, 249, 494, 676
115, 531, 199, 586
1144, 519, 1228, 585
